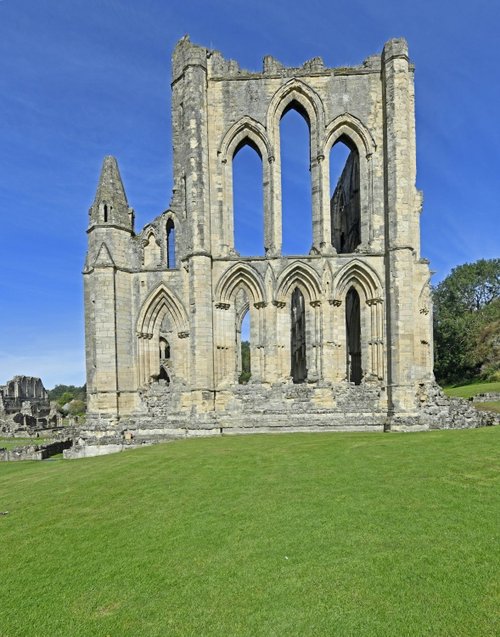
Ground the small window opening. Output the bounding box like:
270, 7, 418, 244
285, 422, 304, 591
346, 287, 362, 385
159, 337, 170, 361
103, 204, 108, 223
330, 138, 361, 253
291, 287, 307, 383
159, 366, 170, 384
166, 219, 176, 268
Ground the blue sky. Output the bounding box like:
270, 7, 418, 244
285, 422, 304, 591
0, 0, 499, 388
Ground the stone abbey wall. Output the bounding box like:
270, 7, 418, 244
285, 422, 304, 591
82, 36, 492, 443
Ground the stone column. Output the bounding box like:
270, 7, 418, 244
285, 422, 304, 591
382, 39, 419, 416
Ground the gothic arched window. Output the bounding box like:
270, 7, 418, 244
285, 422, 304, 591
330, 137, 361, 253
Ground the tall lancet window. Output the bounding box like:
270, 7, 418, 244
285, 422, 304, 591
291, 287, 307, 383
330, 138, 361, 253
233, 141, 264, 256
346, 287, 362, 384
235, 288, 251, 384
281, 104, 312, 255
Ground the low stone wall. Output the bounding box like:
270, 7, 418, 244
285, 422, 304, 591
413, 383, 499, 430
74, 380, 500, 448
0, 439, 73, 461
63, 441, 157, 459
471, 392, 500, 403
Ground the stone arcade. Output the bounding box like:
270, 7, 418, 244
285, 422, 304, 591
82, 37, 488, 442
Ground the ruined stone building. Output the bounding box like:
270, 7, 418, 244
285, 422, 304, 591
83, 36, 480, 440
0, 375, 61, 434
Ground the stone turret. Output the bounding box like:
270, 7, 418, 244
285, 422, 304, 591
88, 156, 134, 232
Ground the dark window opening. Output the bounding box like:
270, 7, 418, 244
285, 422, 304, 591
281, 103, 312, 255
291, 287, 307, 383
166, 219, 176, 268
233, 140, 264, 256
159, 337, 170, 361
346, 287, 362, 385
330, 137, 361, 253
103, 204, 108, 223
159, 366, 170, 384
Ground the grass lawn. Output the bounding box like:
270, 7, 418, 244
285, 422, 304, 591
0, 437, 50, 451
1, 429, 499, 636
475, 402, 500, 414
443, 380, 500, 399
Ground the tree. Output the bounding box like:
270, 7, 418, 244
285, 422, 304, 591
48, 384, 86, 403
433, 259, 500, 383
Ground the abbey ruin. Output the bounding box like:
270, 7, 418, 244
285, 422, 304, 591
82, 37, 489, 443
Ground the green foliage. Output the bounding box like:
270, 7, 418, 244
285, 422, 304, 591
433, 258, 500, 383
48, 384, 86, 405
67, 400, 86, 416
238, 340, 251, 384
0, 430, 499, 636
57, 391, 74, 406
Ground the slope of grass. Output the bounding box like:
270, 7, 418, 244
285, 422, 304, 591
443, 380, 500, 398
0, 429, 499, 637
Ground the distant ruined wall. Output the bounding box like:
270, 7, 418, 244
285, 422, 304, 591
0, 375, 48, 414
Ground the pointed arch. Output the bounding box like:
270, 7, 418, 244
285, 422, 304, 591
333, 259, 382, 302
324, 114, 376, 253
218, 117, 271, 257
219, 116, 272, 163
417, 276, 432, 314
324, 113, 376, 157
137, 283, 189, 337
267, 79, 325, 255
275, 261, 322, 304
267, 79, 325, 147
215, 262, 266, 306
332, 260, 384, 381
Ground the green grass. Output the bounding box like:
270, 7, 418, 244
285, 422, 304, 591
0, 437, 50, 451
443, 380, 500, 398
1, 429, 499, 636
475, 402, 500, 414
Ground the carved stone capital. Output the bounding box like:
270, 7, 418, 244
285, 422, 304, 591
273, 300, 286, 309
310, 300, 321, 308
215, 302, 230, 310
254, 301, 267, 310
329, 298, 342, 307
178, 331, 190, 339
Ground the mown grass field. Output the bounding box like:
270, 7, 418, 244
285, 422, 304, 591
1, 428, 499, 637
443, 380, 500, 399
443, 380, 500, 414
